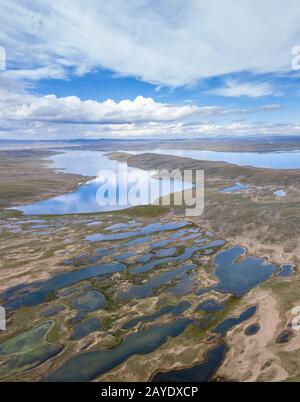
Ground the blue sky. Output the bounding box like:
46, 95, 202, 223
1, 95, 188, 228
35, 70, 300, 123
0, 0, 300, 139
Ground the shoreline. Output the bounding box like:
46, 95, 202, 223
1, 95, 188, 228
2, 146, 299, 269
108, 151, 300, 268
0, 149, 92, 213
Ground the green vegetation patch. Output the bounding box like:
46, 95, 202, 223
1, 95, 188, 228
0, 321, 53, 356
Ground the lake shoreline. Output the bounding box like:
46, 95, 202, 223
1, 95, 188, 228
109, 151, 300, 268
0, 149, 92, 213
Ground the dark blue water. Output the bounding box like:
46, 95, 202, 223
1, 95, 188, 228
155, 247, 177, 258
72, 318, 102, 340
69, 312, 87, 325
130, 246, 200, 275
114, 252, 135, 262
120, 264, 197, 299
197, 240, 225, 250
213, 306, 257, 334
124, 236, 152, 247
196, 300, 224, 313
86, 221, 191, 242
71, 290, 106, 312
276, 330, 293, 344
46, 318, 193, 382
41, 306, 65, 317
137, 253, 153, 263
168, 273, 197, 296
150, 239, 173, 249
122, 301, 191, 330
2, 263, 125, 310
151, 343, 227, 382
213, 246, 277, 296
245, 323, 260, 336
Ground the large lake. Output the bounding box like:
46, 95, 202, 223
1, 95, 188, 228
12, 150, 191, 215
130, 149, 300, 169
11, 148, 300, 215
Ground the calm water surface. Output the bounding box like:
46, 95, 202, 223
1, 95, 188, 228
213, 246, 277, 296
130, 149, 300, 169
46, 318, 193, 382
11, 150, 192, 215
11, 148, 300, 215
152, 343, 227, 382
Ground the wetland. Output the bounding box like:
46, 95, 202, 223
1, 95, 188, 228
0, 138, 299, 382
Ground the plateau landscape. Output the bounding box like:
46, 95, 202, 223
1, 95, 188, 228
0, 0, 300, 386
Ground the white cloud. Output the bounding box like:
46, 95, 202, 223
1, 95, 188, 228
0, 89, 297, 140
0, 0, 300, 86
2, 117, 300, 140
0, 90, 300, 139
261, 103, 283, 111
208, 80, 275, 98
3, 66, 67, 81
0, 90, 254, 125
